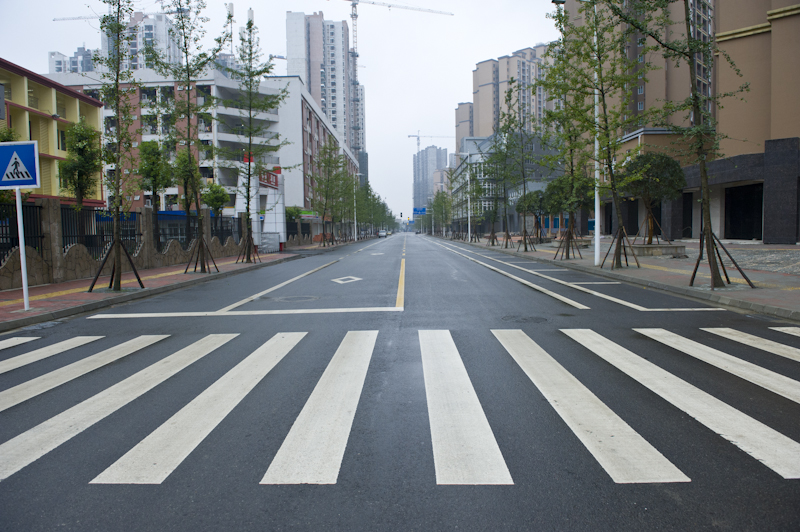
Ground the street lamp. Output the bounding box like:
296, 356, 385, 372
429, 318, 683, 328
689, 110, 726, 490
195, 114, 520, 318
552, 0, 601, 265
457, 152, 472, 240
354, 173, 363, 241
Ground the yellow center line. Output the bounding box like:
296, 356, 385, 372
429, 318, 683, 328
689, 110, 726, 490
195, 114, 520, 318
395, 258, 405, 308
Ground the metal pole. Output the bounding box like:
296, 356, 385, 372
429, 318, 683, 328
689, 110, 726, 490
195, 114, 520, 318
353, 178, 357, 241
593, 2, 601, 266
15, 187, 29, 310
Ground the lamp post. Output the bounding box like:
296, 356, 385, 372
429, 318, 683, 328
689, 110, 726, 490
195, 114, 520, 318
354, 173, 362, 241
457, 152, 472, 240
552, 0, 601, 265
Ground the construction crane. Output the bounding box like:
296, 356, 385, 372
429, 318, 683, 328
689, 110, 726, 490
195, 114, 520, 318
53, 10, 181, 21
343, 0, 454, 153
408, 131, 455, 152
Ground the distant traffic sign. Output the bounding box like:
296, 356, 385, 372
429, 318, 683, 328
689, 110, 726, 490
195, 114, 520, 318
413, 207, 426, 216
0, 141, 39, 189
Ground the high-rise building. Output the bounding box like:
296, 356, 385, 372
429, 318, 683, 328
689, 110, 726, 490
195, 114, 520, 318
286, 11, 365, 152
413, 145, 448, 220
455, 102, 473, 159
48, 47, 96, 74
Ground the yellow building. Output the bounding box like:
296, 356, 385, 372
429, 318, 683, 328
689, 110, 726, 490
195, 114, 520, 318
0, 57, 103, 203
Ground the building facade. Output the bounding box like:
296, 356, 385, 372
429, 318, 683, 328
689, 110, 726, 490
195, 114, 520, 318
412, 145, 448, 222
1, 57, 103, 203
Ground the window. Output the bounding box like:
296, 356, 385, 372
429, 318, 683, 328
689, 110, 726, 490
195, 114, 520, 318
637, 101, 644, 111
637, 85, 644, 94
638, 54, 644, 63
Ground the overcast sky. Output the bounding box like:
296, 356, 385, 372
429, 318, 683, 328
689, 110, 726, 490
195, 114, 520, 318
1, 0, 560, 218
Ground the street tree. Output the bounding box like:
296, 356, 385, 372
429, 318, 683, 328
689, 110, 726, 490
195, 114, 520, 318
309, 137, 345, 247
601, 0, 750, 286
137, 140, 174, 251
544, 171, 594, 259
218, 13, 287, 262
622, 152, 685, 244
146, 0, 231, 272
58, 118, 102, 209
202, 182, 230, 236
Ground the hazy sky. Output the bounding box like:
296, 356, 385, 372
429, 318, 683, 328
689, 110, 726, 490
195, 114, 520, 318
1, 0, 560, 218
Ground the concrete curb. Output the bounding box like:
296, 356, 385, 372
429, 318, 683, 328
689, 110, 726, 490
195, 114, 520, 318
448, 238, 800, 324
0, 255, 302, 334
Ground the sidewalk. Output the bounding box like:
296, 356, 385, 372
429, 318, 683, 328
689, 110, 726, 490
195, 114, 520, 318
0, 253, 300, 333
455, 236, 800, 323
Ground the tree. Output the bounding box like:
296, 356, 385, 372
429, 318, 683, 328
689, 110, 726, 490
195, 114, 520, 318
430, 190, 452, 236
146, 0, 231, 272
544, 171, 594, 259
59, 118, 102, 208
202, 182, 230, 236
541, 1, 652, 267
0, 127, 22, 204
621, 152, 685, 244
309, 137, 345, 247
601, 0, 750, 286
137, 141, 174, 251
218, 14, 287, 262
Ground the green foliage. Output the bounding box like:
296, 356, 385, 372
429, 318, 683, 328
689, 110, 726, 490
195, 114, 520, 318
58, 118, 102, 207
173, 148, 200, 212
202, 182, 230, 217
622, 152, 685, 206
285, 206, 302, 223
0, 127, 19, 142
137, 141, 174, 211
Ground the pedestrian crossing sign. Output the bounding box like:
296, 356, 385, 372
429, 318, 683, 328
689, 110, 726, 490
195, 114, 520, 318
0, 141, 39, 189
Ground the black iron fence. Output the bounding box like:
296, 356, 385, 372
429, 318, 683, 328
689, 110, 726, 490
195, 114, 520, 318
0, 203, 44, 262
61, 207, 141, 259
155, 212, 198, 250
210, 215, 240, 245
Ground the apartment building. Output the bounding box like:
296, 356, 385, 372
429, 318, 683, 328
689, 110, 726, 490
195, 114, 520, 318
0, 57, 103, 204
412, 145, 448, 222
48, 47, 96, 74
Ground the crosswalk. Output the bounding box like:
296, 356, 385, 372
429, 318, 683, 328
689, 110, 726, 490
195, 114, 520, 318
0, 326, 799, 485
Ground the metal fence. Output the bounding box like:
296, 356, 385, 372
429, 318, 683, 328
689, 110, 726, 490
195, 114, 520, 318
0, 203, 44, 263
61, 207, 140, 259
260, 232, 280, 253
155, 212, 198, 250
210, 215, 240, 245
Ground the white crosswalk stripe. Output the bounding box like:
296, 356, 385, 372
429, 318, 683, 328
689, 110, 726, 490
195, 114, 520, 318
0, 337, 39, 352
771, 327, 800, 339
563, 328, 800, 479
419, 330, 513, 485
0, 334, 237, 481
0, 336, 103, 375
493, 329, 689, 484
0, 335, 168, 413
93, 332, 305, 484
262, 331, 378, 485
636, 329, 800, 405
702, 328, 800, 363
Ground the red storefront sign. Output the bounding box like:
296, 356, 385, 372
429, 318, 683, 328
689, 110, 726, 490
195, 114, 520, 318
259, 171, 279, 189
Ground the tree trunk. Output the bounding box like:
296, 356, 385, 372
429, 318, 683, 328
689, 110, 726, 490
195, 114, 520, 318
612, 191, 626, 268
112, 204, 121, 291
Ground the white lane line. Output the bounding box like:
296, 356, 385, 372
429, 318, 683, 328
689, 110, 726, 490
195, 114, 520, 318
93, 332, 306, 484
419, 330, 513, 485
0, 335, 169, 413
261, 331, 378, 485
89, 307, 404, 319
218, 260, 339, 312
0, 337, 39, 352
772, 327, 800, 339
493, 329, 688, 484
0, 334, 237, 482
636, 329, 800, 405
701, 328, 800, 363
440, 241, 724, 313
434, 243, 589, 310
572, 282, 621, 285
563, 329, 800, 479
0, 337, 104, 375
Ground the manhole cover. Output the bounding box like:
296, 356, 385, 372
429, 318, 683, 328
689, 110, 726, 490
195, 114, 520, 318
260, 295, 320, 303
501, 316, 547, 324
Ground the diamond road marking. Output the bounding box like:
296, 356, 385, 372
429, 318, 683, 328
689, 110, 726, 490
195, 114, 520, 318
332, 276, 362, 284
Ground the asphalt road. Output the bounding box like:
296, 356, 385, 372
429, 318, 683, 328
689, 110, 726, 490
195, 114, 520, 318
1, 233, 799, 531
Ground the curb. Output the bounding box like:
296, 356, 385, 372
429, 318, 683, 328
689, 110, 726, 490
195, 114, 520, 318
448, 238, 800, 324
0, 255, 302, 334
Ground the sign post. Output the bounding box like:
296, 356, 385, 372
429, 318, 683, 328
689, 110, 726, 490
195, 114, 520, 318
0, 141, 40, 311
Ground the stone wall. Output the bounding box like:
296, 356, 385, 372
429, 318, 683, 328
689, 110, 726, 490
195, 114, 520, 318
0, 203, 246, 290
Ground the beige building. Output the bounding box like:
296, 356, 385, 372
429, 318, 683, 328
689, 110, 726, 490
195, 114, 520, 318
0, 57, 103, 204
715, 1, 800, 157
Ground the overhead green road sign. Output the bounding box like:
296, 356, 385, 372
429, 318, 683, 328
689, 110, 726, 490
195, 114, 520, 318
0, 141, 40, 189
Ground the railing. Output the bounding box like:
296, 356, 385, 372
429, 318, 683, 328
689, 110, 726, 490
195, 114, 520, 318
61, 207, 141, 259
155, 211, 198, 250
210, 215, 240, 245
0, 203, 45, 263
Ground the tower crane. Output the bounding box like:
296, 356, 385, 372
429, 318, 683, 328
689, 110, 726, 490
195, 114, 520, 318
342, 0, 454, 154
53, 10, 181, 21
408, 131, 455, 152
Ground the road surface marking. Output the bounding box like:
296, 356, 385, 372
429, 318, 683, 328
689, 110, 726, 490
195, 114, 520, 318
419, 330, 513, 485
571, 282, 621, 285
262, 331, 378, 484
0, 335, 168, 413
434, 243, 588, 310
0, 334, 237, 481
0, 337, 39, 351
637, 329, 800, 404
218, 260, 338, 312
701, 328, 800, 363
439, 241, 724, 312
563, 329, 800, 479
493, 329, 688, 484
771, 327, 800, 339
89, 307, 403, 319
92, 332, 306, 484
396, 259, 405, 308
0, 336, 103, 375
331, 276, 362, 284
